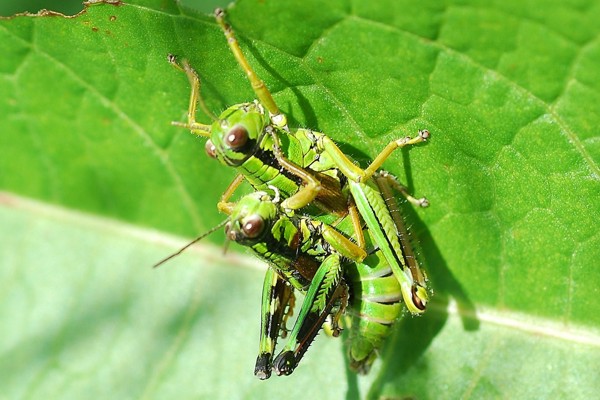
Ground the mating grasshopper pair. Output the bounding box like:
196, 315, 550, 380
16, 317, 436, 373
160, 8, 431, 378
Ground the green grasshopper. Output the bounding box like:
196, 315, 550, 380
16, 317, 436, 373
169, 9, 431, 315
221, 185, 413, 378
220, 189, 358, 378
155, 186, 409, 377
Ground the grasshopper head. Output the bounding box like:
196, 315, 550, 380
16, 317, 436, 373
205, 101, 270, 167
225, 191, 277, 245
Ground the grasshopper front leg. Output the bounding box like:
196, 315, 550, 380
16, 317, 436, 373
167, 55, 214, 135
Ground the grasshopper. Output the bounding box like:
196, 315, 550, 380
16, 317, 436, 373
154, 177, 422, 377
169, 9, 430, 312
221, 187, 410, 378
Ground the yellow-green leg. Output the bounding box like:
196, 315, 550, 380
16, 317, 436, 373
215, 8, 288, 130
168, 55, 212, 136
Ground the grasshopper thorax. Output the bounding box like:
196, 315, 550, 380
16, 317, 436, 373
206, 100, 271, 167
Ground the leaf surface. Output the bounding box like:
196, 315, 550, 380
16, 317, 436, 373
1, 0, 599, 398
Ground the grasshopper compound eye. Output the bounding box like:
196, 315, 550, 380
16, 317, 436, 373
224, 221, 240, 241
205, 139, 217, 158
224, 215, 265, 242
242, 214, 265, 239
224, 221, 233, 239
225, 125, 249, 150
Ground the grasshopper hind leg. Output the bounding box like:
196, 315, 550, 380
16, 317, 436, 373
254, 269, 296, 380
272, 255, 348, 376
375, 170, 429, 208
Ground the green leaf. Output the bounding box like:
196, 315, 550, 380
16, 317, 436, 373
1, 0, 599, 399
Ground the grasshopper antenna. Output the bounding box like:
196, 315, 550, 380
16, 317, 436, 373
152, 219, 229, 268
